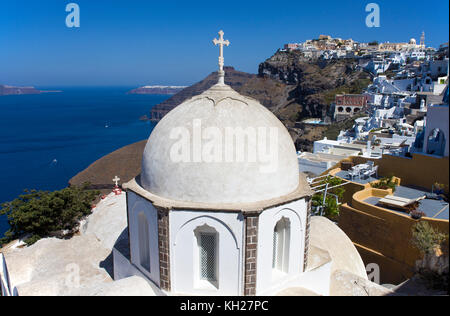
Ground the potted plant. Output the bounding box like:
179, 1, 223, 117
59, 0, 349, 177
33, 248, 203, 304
410, 210, 426, 220
371, 176, 398, 192
434, 183, 445, 195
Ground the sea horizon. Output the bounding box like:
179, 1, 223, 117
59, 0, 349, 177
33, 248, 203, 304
0, 87, 170, 237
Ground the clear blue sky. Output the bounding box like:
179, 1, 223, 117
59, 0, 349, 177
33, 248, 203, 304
1, 0, 448, 87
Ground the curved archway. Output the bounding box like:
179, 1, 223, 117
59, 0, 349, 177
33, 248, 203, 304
175, 215, 239, 250
272, 217, 291, 273
172, 215, 241, 295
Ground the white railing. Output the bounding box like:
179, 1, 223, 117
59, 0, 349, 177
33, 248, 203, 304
0, 253, 12, 296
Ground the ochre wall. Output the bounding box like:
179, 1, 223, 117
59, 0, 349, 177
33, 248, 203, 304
376, 154, 449, 193
354, 243, 413, 284
339, 188, 449, 284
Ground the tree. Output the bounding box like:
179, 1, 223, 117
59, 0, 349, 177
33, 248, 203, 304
0, 184, 99, 246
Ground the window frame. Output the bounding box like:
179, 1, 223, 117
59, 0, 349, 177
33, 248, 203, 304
272, 217, 291, 276
194, 225, 219, 290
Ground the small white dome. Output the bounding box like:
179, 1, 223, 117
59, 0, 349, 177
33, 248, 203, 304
409, 38, 416, 45
140, 83, 300, 204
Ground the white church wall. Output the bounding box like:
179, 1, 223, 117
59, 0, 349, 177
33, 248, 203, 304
169, 210, 244, 295
112, 248, 165, 296
294, 260, 331, 296
255, 199, 307, 295
127, 191, 160, 286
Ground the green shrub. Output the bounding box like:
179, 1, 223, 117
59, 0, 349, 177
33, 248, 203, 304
411, 221, 448, 255
0, 184, 99, 246
371, 176, 398, 192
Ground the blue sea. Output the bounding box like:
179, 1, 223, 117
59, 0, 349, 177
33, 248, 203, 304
0, 87, 169, 238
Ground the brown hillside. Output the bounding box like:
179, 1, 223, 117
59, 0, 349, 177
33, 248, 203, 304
69, 140, 146, 189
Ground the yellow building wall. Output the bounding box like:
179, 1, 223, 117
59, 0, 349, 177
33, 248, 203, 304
376, 154, 449, 193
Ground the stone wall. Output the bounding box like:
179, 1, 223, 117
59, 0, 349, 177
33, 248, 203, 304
157, 209, 171, 291
243, 215, 259, 296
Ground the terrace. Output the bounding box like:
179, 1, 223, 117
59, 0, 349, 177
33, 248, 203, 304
335, 169, 378, 185
364, 185, 449, 220
334, 164, 449, 220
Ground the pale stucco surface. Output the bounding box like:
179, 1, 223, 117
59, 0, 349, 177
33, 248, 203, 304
84, 276, 157, 296
330, 270, 393, 296
1, 193, 157, 296
80, 192, 128, 250
4, 234, 112, 296
309, 216, 368, 279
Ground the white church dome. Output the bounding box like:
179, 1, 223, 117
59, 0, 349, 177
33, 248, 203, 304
140, 82, 300, 204
409, 38, 416, 45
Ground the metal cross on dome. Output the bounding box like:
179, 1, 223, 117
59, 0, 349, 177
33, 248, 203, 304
213, 30, 230, 84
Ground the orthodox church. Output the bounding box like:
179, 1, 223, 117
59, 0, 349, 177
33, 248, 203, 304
116, 30, 314, 296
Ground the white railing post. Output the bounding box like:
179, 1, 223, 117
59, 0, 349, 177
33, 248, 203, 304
321, 183, 329, 216
0, 253, 11, 296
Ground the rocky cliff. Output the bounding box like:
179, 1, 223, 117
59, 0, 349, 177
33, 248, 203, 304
258, 50, 372, 121
150, 66, 297, 124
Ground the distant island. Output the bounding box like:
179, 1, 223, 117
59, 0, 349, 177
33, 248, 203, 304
0, 84, 61, 96
127, 85, 187, 95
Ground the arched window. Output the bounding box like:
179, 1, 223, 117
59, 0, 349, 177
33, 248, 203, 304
199, 233, 217, 282
272, 217, 290, 273
138, 212, 151, 272
195, 225, 219, 287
